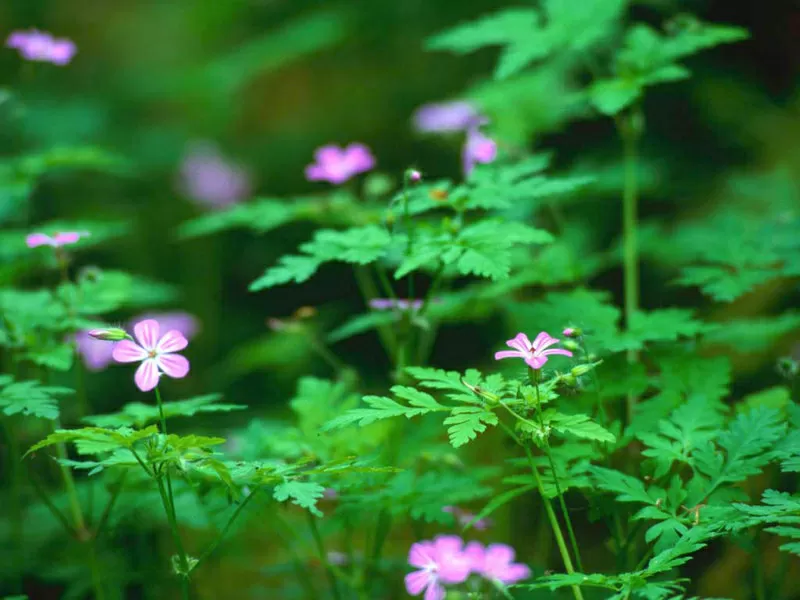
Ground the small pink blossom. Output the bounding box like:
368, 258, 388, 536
112, 319, 190, 392
408, 169, 422, 182
563, 328, 576, 337
305, 143, 375, 185
494, 331, 573, 370
442, 506, 491, 531
405, 536, 472, 600
6, 30, 76, 65
463, 126, 497, 176
26, 231, 86, 248
179, 142, 251, 209
464, 542, 531, 585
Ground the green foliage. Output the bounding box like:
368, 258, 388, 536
83, 394, 246, 428
0, 375, 72, 420
729, 490, 800, 556
273, 481, 326, 517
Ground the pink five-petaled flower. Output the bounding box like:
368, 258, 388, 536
6, 30, 76, 65
406, 536, 472, 600
112, 319, 190, 392
464, 542, 531, 585
26, 231, 86, 248
305, 143, 375, 185
495, 331, 573, 370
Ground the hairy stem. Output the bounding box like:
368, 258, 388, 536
196, 488, 259, 567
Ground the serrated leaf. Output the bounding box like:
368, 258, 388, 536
273, 481, 325, 516
83, 394, 246, 428
444, 406, 498, 447
0, 377, 72, 420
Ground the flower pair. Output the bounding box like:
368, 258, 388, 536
406, 535, 530, 600
6, 30, 76, 65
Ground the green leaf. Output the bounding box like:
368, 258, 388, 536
273, 481, 325, 517
322, 389, 448, 431
426, 9, 540, 55
83, 394, 246, 428
444, 406, 498, 447
177, 198, 296, 238
549, 412, 616, 443
26, 426, 159, 457
610, 309, 708, 352
0, 376, 72, 420
326, 310, 398, 344
591, 466, 663, 506
249, 255, 321, 290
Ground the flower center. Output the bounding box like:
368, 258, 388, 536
148, 350, 158, 358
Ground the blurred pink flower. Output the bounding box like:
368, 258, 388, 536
405, 536, 472, 600
180, 142, 251, 209
6, 29, 76, 65
463, 126, 497, 176
26, 231, 86, 248
413, 101, 481, 133
112, 319, 190, 392
305, 143, 375, 185
464, 542, 531, 585
369, 298, 424, 311
495, 331, 573, 370
442, 505, 491, 531
132, 312, 199, 340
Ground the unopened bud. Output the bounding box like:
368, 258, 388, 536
407, 168, 422, 183
571, 364, 592, 377
88, 327, 129, 342
563, 340, 580, 352
561, 374, 577, 386
293, 306, 317, 320
562, 327, 582, 338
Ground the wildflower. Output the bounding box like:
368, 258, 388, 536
75, 330, 117, 372
442, 505, 491, 531
407, 168, 422, 182
465, 542, 531, 585
6, 30, 76, 65
369, 298, 424, 311
463, 126, 497, 176
405, 536, 472, 600
179, 142, 251, 209
413, 101, 482, 133
494, 331, 573, 370
112, 319, 190, 392
305, 143, 375, 185
26, 231, 86, 248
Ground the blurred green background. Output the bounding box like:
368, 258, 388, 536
1, 0, 799, 596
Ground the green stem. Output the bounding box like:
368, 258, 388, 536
354, 266, 396, 360
30, 473, 76, 536
530, 374, 584, 572
94, 471, 128, 539
1, 417, 23, 591
271, 510, 319, 600
306, 512, 342, 600
619, 109, 641, 424
498, 421, 583, 600
195, 488, 259, 567
52, 419, 86, 534
89, 541, 105, 600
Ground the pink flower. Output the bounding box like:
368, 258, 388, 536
26, 231, 86, 248
494, 331, 573, 370
413, 101, 482, 133
112, 319, 190, 391
179, 142, 251, 209
305, 143, 375, 185
405, 536, 472, 600
442, 506, 491, 531
463, 126, 497, 176
464, 542, 531, 585
369, 298, 424, 311
6, 30, 76, 65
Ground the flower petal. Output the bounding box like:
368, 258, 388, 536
525, 355, 548, 370
495, 350, 525, 361
133, 319, 160, 351
26, 233, 53, 248
53, 231, 82, 246
408, 541, 436, 568
156, 353, 190, 379
541, 348, 573, 358
134, 359, 160, 392
112, 340, 149, 363
506, 333, 532, 353
424, 581, 445, 600
531, 331, 555, 350
156, 330, 188, 353
498, 563, 532, 584
405, 570, 432, 596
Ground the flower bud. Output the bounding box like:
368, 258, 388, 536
563, 340, 580, 352
88, 327, 129, 342
562, 327, 582, 338
570, 364, 592, 377
406, 168, 422, 183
